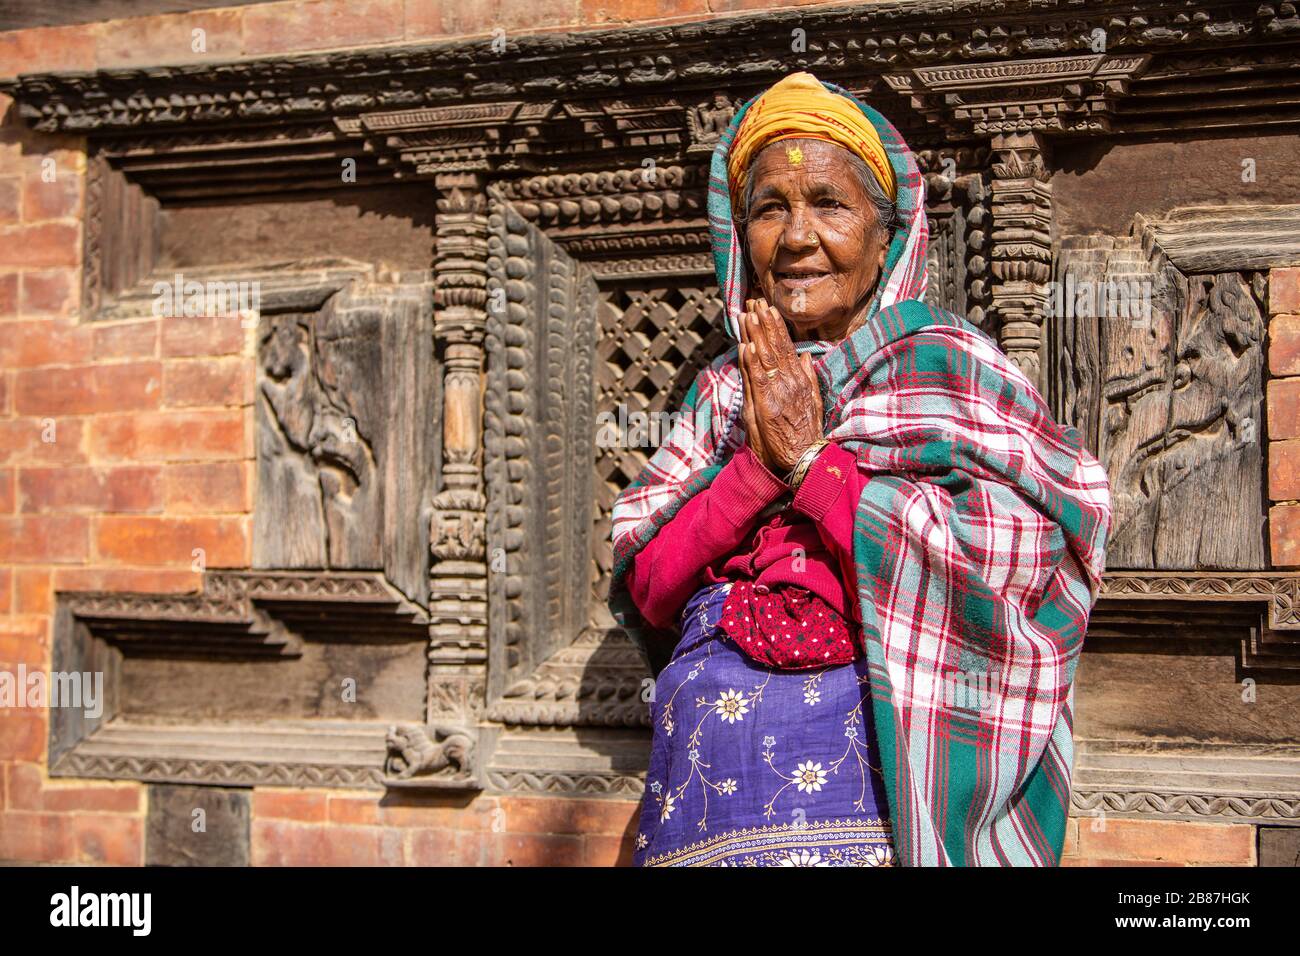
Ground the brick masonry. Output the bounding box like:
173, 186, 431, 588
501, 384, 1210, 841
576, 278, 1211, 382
0, 0, 1275, 867
1269, 268, 1300, 566
0, 61, 253, 862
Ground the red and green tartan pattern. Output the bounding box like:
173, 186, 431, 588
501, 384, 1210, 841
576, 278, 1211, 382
609, 75, 1111, 865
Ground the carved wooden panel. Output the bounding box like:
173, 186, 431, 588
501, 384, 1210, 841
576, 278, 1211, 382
483, 196, 597, 703
254, 277, 438, 606
1051, 233, 1266, 569
591, 283, 727, 611
925, 211, 963, 317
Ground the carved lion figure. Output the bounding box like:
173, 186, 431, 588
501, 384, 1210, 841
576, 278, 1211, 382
385, 724, 474, 780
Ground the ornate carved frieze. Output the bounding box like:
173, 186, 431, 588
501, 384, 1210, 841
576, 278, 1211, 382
53, 721, 393, 791
1071, 737, 1300, 825
1072, 785, 1300, 823
486, 629, 651, 728
486, 727, 650, 797
493, 164, 712, 266
586, 252, 715, 280
7, 2, 1300, 197
498, 166, 706, 227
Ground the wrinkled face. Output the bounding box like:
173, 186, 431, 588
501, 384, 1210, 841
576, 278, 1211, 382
743, 139, 889, 342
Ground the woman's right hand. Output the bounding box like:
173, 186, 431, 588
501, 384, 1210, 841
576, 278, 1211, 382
738, 298, 824, 475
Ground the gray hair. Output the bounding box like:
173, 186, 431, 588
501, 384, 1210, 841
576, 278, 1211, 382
736, 138, 896, 241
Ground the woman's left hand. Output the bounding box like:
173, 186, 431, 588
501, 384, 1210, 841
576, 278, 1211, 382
738, 298, 825, 475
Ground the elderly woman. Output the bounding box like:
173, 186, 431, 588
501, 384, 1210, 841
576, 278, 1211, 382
609, 72, 1111, 867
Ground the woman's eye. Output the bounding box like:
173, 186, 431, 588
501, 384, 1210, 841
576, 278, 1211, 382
817, 199, 844, 210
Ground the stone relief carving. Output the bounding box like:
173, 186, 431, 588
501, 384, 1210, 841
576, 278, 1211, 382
686, 91, 739, 153
383, 724, 478, 788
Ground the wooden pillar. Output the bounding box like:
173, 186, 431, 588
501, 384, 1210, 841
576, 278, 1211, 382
427, 171, 489, 723
989, 131, 1053, 386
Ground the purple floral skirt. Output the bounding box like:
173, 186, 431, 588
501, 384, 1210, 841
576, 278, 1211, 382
633, 582, 895, 867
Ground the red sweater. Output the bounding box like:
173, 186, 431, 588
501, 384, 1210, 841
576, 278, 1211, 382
626, 442, 871, 630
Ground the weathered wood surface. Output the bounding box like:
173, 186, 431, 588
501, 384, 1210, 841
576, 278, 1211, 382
1053, 235, 1265, 569
1102, 271, 1264, 569
254, 277, 437, 606
124, 639, 427, 721
1141, 204, 1300, 274
484, 197, 597, 705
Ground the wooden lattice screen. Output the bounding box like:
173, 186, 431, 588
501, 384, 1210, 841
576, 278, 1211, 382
591, 282, 728, 615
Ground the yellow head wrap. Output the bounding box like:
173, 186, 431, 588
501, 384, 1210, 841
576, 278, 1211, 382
727, 72, 896, 214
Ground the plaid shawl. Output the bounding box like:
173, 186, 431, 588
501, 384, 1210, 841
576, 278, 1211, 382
609, 76, 1112, 866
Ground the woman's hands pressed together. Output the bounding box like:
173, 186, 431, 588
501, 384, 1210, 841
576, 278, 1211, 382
738, 298, 826, 475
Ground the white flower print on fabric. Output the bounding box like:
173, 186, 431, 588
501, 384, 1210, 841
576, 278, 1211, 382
779, 849, 830, 867
794, 761, 828, 794
861, 844, 894, 866
712, 688, 749, 723
660, 793, 677, 822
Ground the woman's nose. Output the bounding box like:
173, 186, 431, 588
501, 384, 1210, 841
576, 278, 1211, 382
782, 206, 819, 251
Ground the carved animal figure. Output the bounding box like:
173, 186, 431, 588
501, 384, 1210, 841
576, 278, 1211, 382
385, 724, 473, 779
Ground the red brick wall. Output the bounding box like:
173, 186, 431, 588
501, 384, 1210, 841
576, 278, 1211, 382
251, 791, 638, 866
1061, 817, 1256, 868
1268, 268, 1300, 564
0, 86, 253, 864
0, 0, 1273, 867
0, 0, 862, 79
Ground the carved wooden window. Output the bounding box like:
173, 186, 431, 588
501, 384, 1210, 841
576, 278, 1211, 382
591, 281, 727, 612
51, 267, 440, 789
